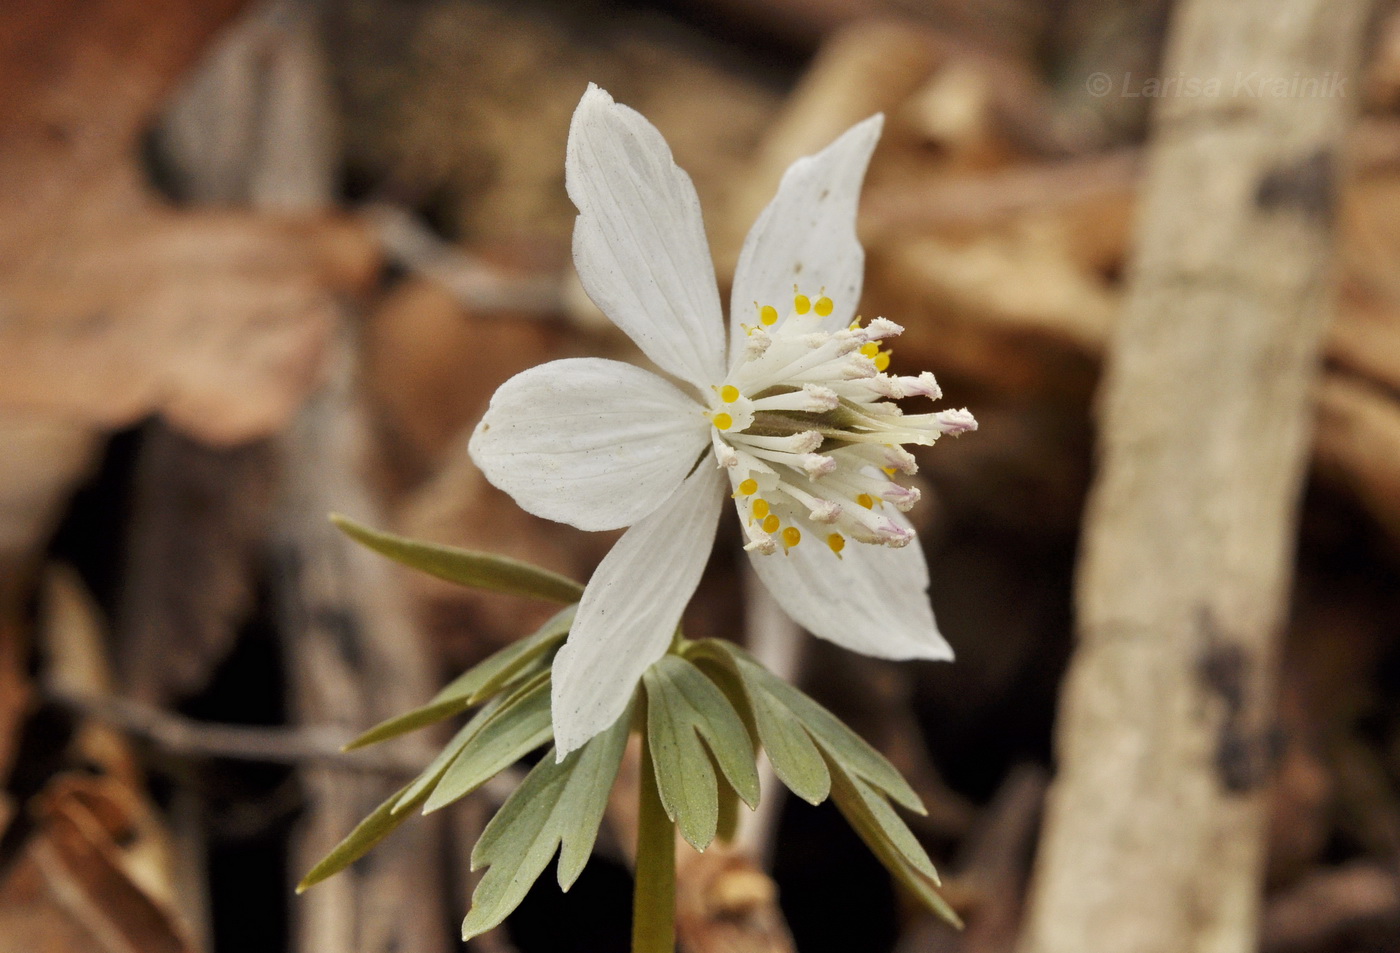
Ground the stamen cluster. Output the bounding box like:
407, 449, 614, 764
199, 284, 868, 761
708, 292, 976, 557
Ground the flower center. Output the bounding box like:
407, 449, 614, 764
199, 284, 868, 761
707, 292, 976, 556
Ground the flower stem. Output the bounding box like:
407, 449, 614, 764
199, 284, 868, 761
632, 742, 676, 953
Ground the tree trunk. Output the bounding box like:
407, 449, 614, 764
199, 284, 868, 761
1018, 2, 1373, 953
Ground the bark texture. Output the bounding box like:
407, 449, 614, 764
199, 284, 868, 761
1018, 3, 1373, 953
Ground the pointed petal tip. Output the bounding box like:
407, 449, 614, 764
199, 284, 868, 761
865, 631, 954, 664
576, 81, 613, 113
729, 106, 888, 343
882, 623, 955, 663
851, 111, 885, 139
564, 82, 727, 390
917, 638, 955, 663
551, 714, 587, 762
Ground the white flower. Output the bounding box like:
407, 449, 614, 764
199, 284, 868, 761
469, 85, 976, 757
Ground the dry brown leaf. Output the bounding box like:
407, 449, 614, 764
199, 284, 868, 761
0, 777, 197, 953
0, 210, 375, 446
0, 0, 378, 448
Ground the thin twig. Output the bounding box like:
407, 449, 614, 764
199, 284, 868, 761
45, 685, 422, 776
48, 682, 526, 807
362, 202, 564, 315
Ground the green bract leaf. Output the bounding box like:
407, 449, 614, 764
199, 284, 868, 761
462, 703, 633, 940
423, 672, 553, 814
301, 712, 491, 889
345, 606, 574, 750
393, 701, 502, 811
693, 640, 921, 813
828, 759, 960, 928
331, 514, 585, 604
297, 780, 430, 892
643, 655, 759, 851
690, 647, 830, 805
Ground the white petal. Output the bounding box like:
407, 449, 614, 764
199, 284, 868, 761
729, 115, 883, 354
568, 84, 726, 392
746, 514, 952, 662
552, 462, 726, 756
468, 358, 707, 532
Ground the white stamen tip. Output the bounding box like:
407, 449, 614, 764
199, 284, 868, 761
877, 519, 916, 547
863, 317, 904, 340
885, 484, 921, 511
883, 446, 919, 474
842, 356, 879, 379
744, 534, 779, 555
800, 453, 838, 478
936, 408, 978, 434
832, 330, 862, 355
914, 372, 943, 400
802, 384, 839, 412
745, 328, 772, 360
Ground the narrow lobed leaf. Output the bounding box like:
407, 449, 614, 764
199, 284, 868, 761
462, 703, 633, 940
833, 762, 939, 884
697, 639, 921, 813
331, 514, 585, 604
344, 605, 574, 751
643, 655, 759, 851
393, 701, 502, 812
827, 758, 959, 928
689, 645, 830, 805
298, 782, 431, 892
423, 671, 554, 814
644, 667, 717, 850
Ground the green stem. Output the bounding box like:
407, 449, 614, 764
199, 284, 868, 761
632, 741, 676, 953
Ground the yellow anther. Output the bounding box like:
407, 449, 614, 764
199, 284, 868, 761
827, 533, 845, 554
751, 498, 770, 520
882, 467, 898, 476
762, 514, 781, 534
782, 526, 802, 548
720, 384, 740, 403
874, 351, 891, 372
849, 314, 863, 329
860, 342, 879, 359
738, 478, 758, 496
794, 294, 811, 315
759, 305, 778, 326
856, 493, 874, 509
814, 296, 833, 317
712, 412, 734, 431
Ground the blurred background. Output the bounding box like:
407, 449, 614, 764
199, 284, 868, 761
2, 0, 1399, 951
